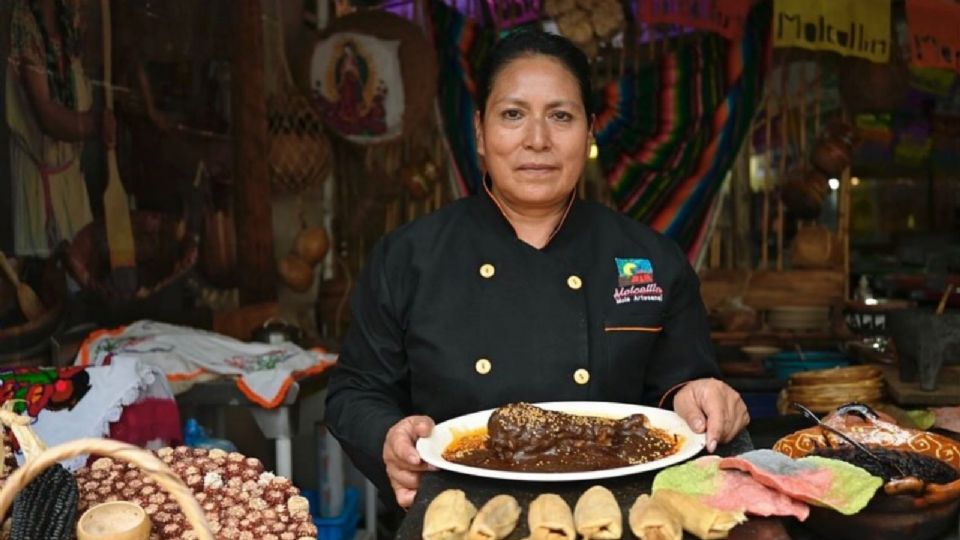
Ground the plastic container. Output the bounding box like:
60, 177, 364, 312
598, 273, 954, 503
303, 487, 361, 540
740, 392, 780, 421
183, 418, 238, 452
764, 351, 850, 380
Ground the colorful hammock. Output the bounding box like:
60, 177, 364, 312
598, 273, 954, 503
596, 3, 771, 257
430, 1, 496, 197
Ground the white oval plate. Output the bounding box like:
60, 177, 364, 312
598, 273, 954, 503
416, 401, 705, 482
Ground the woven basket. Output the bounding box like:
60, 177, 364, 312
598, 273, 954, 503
779, 365, 885, 414
0, 438, 213, 539
268, 90, 333, 194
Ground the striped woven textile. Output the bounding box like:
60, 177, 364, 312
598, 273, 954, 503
430, 1, 496, 197
596, 3, 771, 257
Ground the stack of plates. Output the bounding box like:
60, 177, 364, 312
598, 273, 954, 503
768, 306, 831, 331
778, 365, 884, 414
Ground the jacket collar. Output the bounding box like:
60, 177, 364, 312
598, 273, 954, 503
472, 175, 581, 249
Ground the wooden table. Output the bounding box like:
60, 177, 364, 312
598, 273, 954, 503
176, 371, 331, 479
396, 432, 793, 540
395, 429, 960, 540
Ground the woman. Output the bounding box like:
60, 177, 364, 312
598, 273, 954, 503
6, 0, 115, 257
325, 30, 749, 508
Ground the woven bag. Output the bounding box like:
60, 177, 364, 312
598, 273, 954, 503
266, 1, 332, 194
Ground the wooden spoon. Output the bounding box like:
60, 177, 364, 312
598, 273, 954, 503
936, 283, 954, 315
0, 252, 45, 321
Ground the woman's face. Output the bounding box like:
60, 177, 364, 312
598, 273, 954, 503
475, 54, 591, 211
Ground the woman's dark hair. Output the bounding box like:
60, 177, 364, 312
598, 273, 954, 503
476, 30, 593, 119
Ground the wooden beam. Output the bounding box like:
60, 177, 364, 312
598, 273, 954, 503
732, 141, 752, 269
232, 0, 276, 304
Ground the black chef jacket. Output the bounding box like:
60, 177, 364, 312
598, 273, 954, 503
324, 187, 720, 498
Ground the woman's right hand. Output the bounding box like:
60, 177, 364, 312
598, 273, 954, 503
383, 415, 435, 508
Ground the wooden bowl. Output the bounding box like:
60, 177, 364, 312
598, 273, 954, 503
741, 345, 781, 363
0, 256, 66, 357
64, 210, 197, 307
77, 501, 151, 540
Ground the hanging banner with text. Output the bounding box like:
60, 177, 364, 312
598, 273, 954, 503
906, 0, 960, 72
773, 0, 891, 63
636, 0, 754, 40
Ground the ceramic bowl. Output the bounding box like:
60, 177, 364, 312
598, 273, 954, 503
77, 501, 151, 540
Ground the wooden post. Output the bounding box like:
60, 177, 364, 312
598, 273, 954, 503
232, 0, 276, 304
732, 139, 752, 269
761, 100, 772, 270
840, 167, 852, 301
710, 230, 722, 269
777, 96, 787, 271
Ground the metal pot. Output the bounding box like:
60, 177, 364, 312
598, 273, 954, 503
252, 317, 303, 346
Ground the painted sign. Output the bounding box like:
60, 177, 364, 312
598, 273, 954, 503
906, 0, 960, 72
636, 0, 754, 40
773, 0, 891, 63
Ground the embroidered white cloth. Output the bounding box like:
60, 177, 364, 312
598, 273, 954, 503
76, 320, 336, 408
1, 360, 170, 471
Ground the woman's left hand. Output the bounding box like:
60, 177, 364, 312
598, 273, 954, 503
673, 378, 749, 453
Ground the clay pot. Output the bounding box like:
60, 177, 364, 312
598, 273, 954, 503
277, 254, 314, 292
781, 168, 829, 220
812, 137, 852, 177
791, 225, 843, 269
293, 226, 330, 267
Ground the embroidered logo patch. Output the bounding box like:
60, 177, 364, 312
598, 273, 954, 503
613, 258, 663, 303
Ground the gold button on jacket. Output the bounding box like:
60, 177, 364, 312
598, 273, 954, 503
479, 263, 496, 278
574, 368, 590, 384
475, 358, 492, 374
567, 275, 582, 290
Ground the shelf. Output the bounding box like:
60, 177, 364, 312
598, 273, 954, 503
711, 328, 850, 345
